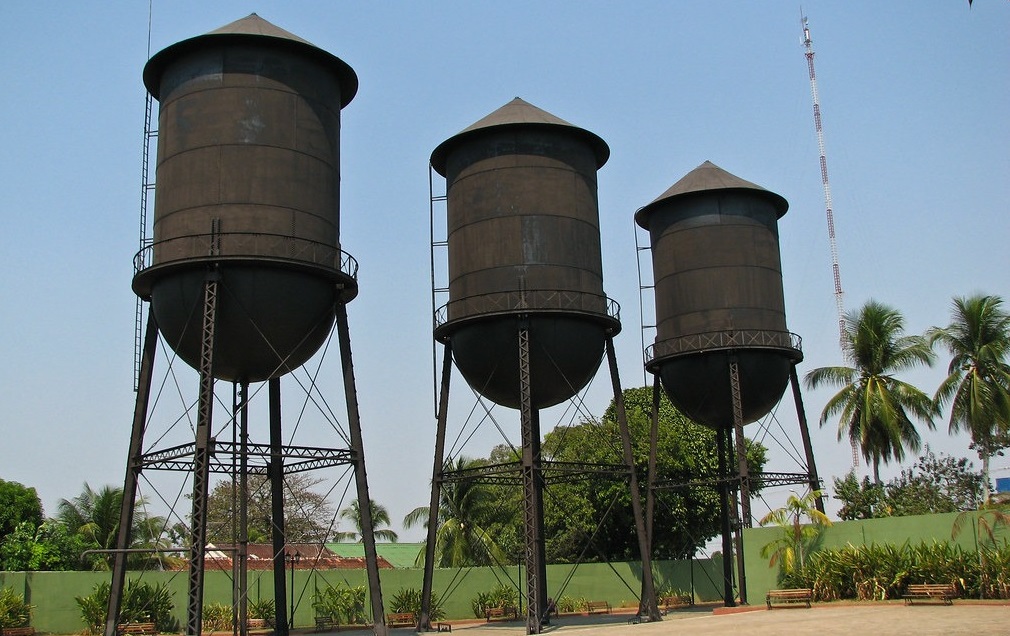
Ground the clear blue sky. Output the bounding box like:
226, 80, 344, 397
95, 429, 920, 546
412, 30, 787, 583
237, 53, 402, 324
1, 2, 1007, 542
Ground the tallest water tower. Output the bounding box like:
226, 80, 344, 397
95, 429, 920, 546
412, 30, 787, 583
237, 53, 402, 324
107, 14, 387, 636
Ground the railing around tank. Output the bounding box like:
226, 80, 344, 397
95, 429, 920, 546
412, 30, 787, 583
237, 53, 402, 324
434, 289, 620, 330
644, 329, 802, 363
133, 232, 358, 280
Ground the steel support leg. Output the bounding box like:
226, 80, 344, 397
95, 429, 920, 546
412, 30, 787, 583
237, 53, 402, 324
238, 382, 249, 636
336, 304, 388, 636
717, 428, 735, 608
728, 357, 748, 604
105, 310, 159, 636
790, 365, 825, 514
186, 271, 219, 636
420, 343, 452, 630
518, 325, 547, 634
270, 378, 288, 636
605, 338, 659, 621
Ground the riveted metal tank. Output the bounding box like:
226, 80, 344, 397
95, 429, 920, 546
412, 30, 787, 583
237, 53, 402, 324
636, 161, 802, 428
431, 98, 620, 409
133, 14, 358, 382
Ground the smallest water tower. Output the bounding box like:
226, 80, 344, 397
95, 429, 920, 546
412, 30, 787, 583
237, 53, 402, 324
636, 161, 820, 606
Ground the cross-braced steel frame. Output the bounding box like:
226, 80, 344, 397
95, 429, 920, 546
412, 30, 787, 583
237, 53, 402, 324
418, 331, 658, 634
645, 360, 823, 608
105, 274, 388, 636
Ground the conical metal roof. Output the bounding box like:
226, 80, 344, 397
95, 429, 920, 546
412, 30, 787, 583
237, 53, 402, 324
635, 160, 788, 228
430, 97, 610, 175
143, 13, 357, 105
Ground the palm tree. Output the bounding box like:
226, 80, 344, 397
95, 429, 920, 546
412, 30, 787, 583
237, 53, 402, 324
759, 490, 832, 574
928, 294, 1010, 502
57, 483, 167, 569
335, 499, 398, 543
403, 456, 508, 567
805, 300, 938, 483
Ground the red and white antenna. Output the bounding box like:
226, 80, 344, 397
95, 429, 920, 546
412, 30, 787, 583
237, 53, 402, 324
802, 12, 858, 468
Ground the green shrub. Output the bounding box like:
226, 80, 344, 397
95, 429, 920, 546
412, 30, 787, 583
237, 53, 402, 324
469, 585, 518, 618
0, 587, 33, 628
553, 595, 579, 613
202, 602, 232, 631
387, 587, 444, 622
312, 583, 367, 625
75, 580, 178, 634
247, 598, 275, 623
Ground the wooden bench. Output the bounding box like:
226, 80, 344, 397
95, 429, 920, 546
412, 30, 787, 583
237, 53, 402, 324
117, 623, 156, 635
585, 600, 611, 614
386, 612, 416, 628
1, 627, 36, 636
314, 614, 338, 631
904, 583, 955, 605
765, 588, 812, 609
485, 606, 518, 621
660, 594, 693, 613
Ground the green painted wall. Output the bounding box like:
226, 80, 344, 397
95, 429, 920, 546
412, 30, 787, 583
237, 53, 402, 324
742, 510, 989, 602
1, 558, 723, 633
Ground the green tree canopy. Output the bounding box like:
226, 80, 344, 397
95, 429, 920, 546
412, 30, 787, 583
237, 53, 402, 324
805, 300, 938, 483
0, 520, 89, 571
0, 479, 43, 537
832, 448, 986, 519
538, 387, 767, 562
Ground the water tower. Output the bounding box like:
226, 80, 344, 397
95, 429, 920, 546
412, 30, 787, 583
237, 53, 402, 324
636, 160, 820, 605
106, 15, 387, 636
421, 98, 656, 632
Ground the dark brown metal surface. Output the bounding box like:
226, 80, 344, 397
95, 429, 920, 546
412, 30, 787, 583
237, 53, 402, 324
431, 98, 619, 408
637, 161, 800, 428
135, 14, 358, 382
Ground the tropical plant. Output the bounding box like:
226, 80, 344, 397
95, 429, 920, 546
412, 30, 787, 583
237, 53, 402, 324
0, 520, 91, 571
57, 483, 168, 570
335, 499, 398, 543
0, 586, 33, 628
469, 585, 518, 618
75, 580, 178, 634
202, 602, 232, 631
247, 598, 275, 622
403, 456, 507, 567
805, 300, 938, 482
928, 294, 1010, 501
759, 489, 832, 575
311, 583, 367, 625
387, 587, 444, 622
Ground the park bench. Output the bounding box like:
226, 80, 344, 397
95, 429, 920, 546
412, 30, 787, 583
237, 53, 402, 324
903, 583, 955, 605
386, 612, 416, 628
659, 594, 693, 613
1, 627, 36, 636
485, 606, 518, 621
585, 600, 611, 614
314, 614, 338, 631
117, 623, 156, 636
765, 588, 813, 609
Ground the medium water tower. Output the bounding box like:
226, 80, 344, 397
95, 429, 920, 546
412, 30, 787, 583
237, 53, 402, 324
106, 15, 387, 636
421, 98, 656, 632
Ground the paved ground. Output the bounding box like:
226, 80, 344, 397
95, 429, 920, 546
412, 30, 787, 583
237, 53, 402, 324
426, 603, 1009, 636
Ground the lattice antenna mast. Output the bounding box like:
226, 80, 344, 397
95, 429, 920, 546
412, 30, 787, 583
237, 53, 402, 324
802, 13, 858, 468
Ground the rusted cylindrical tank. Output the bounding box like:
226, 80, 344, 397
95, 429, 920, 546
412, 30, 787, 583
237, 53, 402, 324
431, 98, 620, 409
133, 14, 358, 382
636, 161, 802, 428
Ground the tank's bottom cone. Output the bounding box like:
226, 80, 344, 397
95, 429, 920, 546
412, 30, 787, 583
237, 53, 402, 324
448, 315, 607, 410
